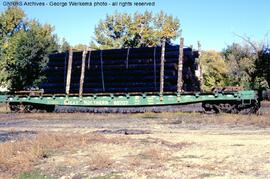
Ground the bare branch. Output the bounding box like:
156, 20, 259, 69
233, 32, 259, 55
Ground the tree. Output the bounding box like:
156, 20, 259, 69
255, 48, 270, 89
59, 38, 70, 52
91, 11, 180, 49
0, 7, 58, 91
0, 7, 25, 86
223, 39, 269, 89
200, 50, 228, 91
73, 43, 88, 51
223, 43, 255, 88
0, 6, 25, 41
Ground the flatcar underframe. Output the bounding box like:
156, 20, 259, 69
0, 90, 260, 114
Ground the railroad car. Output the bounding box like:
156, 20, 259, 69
0, 39, 261, 113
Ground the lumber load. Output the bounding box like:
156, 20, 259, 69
39, 43, 201, 94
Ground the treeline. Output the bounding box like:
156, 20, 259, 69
201, 41, 270, 91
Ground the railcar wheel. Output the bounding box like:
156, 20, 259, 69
202, 103, 217, 114
44, 105, 55, 113
31, 104, 55, 113
9, 103, 21, 113
9, 103, 55, 113
203, 102, 242, 114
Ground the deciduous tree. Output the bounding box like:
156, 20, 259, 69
0, 7, 58, 91
223, 39, 269, 89
91, 11, 180, 49
200, 50, 228, 91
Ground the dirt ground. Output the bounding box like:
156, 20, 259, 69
0, 102, 270, 179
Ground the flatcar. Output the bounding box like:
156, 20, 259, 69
0, 39, 261, 113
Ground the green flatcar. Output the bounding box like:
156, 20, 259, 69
0, 39, 262, 113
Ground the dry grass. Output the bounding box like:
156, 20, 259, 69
0, 112, 127, 121
0, 133, 125, 177
140, 137, 192, 150
0, 103, 9, 113
128, 156, 142, 167
88, 151, 113, 170
140, 148, 169, 162
161, 113, 270, 128
1, 128, 270, 178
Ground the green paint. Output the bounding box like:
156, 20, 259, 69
0, 90, 258, 107
0, 95, 7, 103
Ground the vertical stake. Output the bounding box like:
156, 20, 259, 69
100, 50, 105, 92
160, 39, 166, 95
197, 41, 203, 91
79, 49, 87, 96
66, 48, 73, 95
177, 38, 184, 93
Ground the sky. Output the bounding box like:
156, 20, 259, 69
1, 0, 270, 51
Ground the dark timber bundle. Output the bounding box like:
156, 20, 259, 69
40, 43, 201, 94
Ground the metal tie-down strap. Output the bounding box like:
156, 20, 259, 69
64, 51, 68, 85
126, 48, 130, 69
153, 47, 157, 90
100, 50, 105, 92
87, 50, 91, 70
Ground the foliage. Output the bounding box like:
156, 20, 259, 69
91, 11, 180, 49
0, 6, 25, 41
200, 50, 228, 91
0, 7, 57, 91
73, 43, 88, 51
223, 43, 257, 89
223, 40, 269, 89
201, 38, 269, 91
0, 6, 25, 87
255, 48, 270, 89
58, 38, 70, 53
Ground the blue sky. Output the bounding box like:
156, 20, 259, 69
1, 0, 270, 51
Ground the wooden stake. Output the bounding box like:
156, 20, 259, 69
177, 38, 184, 93
79, 50, 87, 96
100, 50, 105, 92
160, 39, 166, 94
65, 49, 73, 95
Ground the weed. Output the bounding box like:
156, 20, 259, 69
128, 156, 142, 167
140, 148, 169, 162
88, 151, 113, 170
0, 133, 117, 176
90, 172, 122, 179
18, 170, 52, 179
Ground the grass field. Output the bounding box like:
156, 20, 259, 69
0, 102, 269, 178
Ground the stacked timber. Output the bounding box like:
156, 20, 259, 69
40, 44, 201, 94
